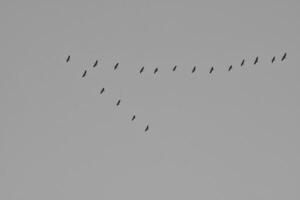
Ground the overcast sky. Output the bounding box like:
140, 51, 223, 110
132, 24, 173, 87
1, 0, 300, 199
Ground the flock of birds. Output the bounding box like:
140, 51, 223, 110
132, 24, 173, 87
65, 52, 287, 133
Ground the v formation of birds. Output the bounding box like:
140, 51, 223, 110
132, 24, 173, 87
65, 52, 287, 133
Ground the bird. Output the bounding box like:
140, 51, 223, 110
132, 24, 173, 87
140, 67, 144, 74
254, 56, 259, 65
154, 67, 158, 74
131, 115, 136, 121
172, 65, 177, 71
281, 53, 287, 61
66, 55, 70, 63
93, 60, 98, 68
145, 125, 149, 132
82, 70, 87, 78
100, 87, 105, 94
228, 65, 233, 71
116, 99, 121, 106
241, 59, 245, 67
192, 66, 196, 73
114, 63, 119, 70
271, 56, 275, 63
209, 66, 214, 74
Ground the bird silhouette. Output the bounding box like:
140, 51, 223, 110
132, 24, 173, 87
209, 66, 214, 74
192, 66, 196, 73
114, 63, 119, 70
172, 65, 177, 71
241, 59, 245, 67
116, 99, 121, 106
131, 115, 136, 121
154, 68, 158, 74
228, 65, 233, 71
281, 53, 287, 61
254, 56, 259, 65
100, 87, 105, 94
140, 67, 144, 74
271, 56, 275, 63
66, 55, 70, 63
145, 125, 149, 132
93, 60, 98, 68
82, 70, 87, 78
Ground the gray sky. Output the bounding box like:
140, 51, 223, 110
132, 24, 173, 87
1, 0, 300, 199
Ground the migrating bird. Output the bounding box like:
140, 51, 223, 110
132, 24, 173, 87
82, 70, 87, 78
271, 56, 276, 63
140, 66, 144, 74
66, 55, 70, 63
131, 115, 136, 121
281, 52, 287, 61
100, 87, 105, 94
114, 63, 119, 70
172, 65, 177, 71
228, 65, 233, 71
93, 60, 98, 68
192, 66, 196, 73
254, 56, 259, 65
145, 125, 149, 132
154, 67, 158, 74
116, 99, 121, 106
209, 66, 214, 74
241, 59, 245, 67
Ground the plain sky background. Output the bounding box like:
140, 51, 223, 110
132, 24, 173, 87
1, 0, 300, 199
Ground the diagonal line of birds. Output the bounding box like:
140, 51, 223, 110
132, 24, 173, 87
65, 52, 287, 133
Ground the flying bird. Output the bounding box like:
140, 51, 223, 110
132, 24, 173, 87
116, 99, 121, 106
140, 67, 144, 74
145, 125, 149, 132
66, 55, 70, 63
241, 59, 245, 67
172, 65, 177, 71
131, 115, 136, 121
281, 53, 287, 61
82, 70, 87, 78
100, 87, 105, 94
93, 60, 98, 68
228, 65, 233, 71
114, 63, 119, 70
271, 56, 275, 63
209, 66, 214, 74
154, 67, 158, 74
254, 56, 259, 65
192, 66, 196, 73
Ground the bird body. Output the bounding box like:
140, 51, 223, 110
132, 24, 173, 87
271, 56, 275, 63
281, 53, 287, 61
131, 115, 136, 121
154, 68, 158, 74
114, 63, 119, 70
66, 55, 70, 62
192, 66, 196, 73
82, 70, 87, 78
209, 66, 214, 74
100, 88, 105, 94
93, 60, 98, 68
228, 65, 232, 71
254, 57, 258, 65
172, 65, 177, 71
241, 59, 245, 67
116, 99, 121, 106
145, 125, 149, 132
140, 67, 144, 74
